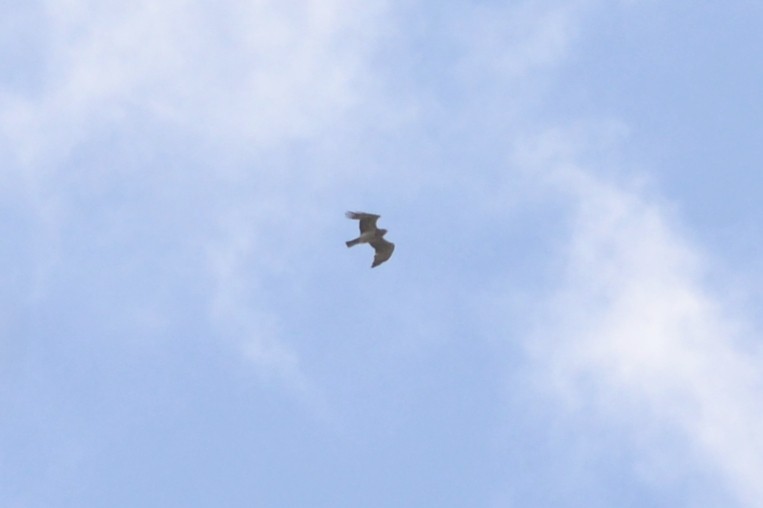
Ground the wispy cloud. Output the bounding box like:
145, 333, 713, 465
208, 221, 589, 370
455, 0, 587, 80
1, 0, 386, 164
513, 124, 763, 506
0, 0, 390, 389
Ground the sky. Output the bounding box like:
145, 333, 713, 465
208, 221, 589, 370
2, 1, 763, 507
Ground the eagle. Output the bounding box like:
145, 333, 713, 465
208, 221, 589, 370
345, 211, 395, 268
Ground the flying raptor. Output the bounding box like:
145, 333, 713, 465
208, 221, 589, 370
345, 211, 395, 268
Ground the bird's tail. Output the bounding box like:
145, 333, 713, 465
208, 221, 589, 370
346, 238, 360, 248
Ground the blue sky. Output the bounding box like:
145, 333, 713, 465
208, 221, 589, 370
2, 1, 763, 506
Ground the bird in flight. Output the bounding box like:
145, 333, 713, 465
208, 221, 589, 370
345, 211, 395, 268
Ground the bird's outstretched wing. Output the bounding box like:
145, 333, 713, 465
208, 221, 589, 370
369, 238, 395, 268
345, 211, 380, 234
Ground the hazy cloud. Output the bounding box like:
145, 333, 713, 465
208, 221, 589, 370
0, 0, 390, 387
515, 125, 763, 506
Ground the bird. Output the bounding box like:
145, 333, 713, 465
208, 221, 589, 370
345, 211, 395, 268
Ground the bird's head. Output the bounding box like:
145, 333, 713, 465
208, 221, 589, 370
378, 228, 388, 237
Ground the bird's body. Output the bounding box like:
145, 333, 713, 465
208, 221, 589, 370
345, 211, 395, 267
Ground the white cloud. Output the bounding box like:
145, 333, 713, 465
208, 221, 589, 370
513, 125, 763, 506
455, 0, 587, 80
1, 0, 386, 165
0, 0, 390, 389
